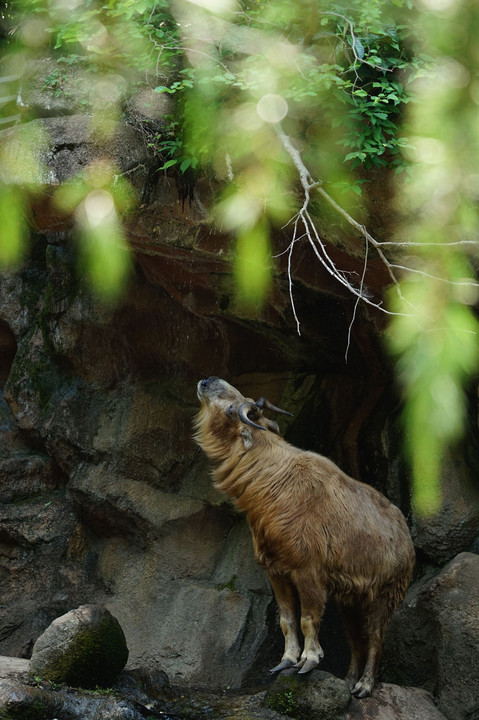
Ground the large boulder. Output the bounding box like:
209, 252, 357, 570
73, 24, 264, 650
381, 552, 479, 720
29, 604, 129, 688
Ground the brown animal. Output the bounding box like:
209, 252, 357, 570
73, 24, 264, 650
195, 377, 415, 697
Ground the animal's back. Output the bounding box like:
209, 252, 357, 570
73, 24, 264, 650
235, 444, 414, 604
320, 475, 414, 606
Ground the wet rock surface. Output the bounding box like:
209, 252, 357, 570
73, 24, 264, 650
0, 659, 450, 720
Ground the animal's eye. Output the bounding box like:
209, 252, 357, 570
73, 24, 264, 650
226, 404, 236, 419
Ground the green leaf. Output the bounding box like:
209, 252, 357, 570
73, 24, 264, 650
160, 159, 178, 170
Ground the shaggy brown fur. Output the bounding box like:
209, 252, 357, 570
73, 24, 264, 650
195, 377, 415, 697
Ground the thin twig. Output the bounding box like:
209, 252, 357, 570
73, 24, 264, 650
390, 264, 479, 286
287, 223, 302, 335
378, 240, 479, 247
346, 235, 369, 363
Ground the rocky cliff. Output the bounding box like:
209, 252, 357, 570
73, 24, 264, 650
1, 62, 479, 720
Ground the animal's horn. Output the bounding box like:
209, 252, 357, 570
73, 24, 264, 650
255, 397, 293, 417
238, 402, 267, 431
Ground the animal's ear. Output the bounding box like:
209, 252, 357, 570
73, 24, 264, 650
240, 427, 254, 450
266, 419, 280, 435
226, 404, 236, 419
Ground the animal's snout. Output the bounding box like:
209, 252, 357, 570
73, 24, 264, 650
197, 377, 244, 405
200, 376, 218, 389
198, 376, 221, 400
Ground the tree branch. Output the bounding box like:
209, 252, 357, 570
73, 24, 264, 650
276, 126, 413, 345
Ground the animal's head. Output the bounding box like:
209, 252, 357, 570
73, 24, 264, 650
194, 376, 292, 461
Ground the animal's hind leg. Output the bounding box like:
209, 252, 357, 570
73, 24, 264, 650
291, 569, 326, 674
268, 572, 301, 673
339, 605, 368, 692
350, 600, 391, 698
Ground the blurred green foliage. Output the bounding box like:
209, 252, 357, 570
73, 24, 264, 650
0, 183, 26, 264
0, 0, 478, 512
387, 0, 479, 514
54, 159, 135, 298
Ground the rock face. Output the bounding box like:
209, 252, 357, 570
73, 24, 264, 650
0, 60, 478, 703
344, 683, 448, 720
410, 452, 479, 564
29, 604, 128, 688
382, 553, 479, 720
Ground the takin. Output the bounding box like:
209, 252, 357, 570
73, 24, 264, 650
195, 376, 415, 698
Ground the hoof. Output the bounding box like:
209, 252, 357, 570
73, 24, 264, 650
351, 678, 373, 698
270, 659, 295, 674
346, 676, 359, 693
296, 659, 319, 674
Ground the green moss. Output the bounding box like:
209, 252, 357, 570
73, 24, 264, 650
215, 574, 238, 592
265, 672, 351, 720
0, 699, 49, 720
265, 683, 299, 717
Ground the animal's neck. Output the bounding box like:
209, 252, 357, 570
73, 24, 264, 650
213, 437, 291, 509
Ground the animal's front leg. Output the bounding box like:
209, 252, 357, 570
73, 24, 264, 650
268, 572, 301, 673
292, 569, 326, 674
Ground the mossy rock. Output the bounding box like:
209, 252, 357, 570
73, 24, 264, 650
0, 700, 48, 720
29, 604, 128, 689
264, 669, 351, 720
